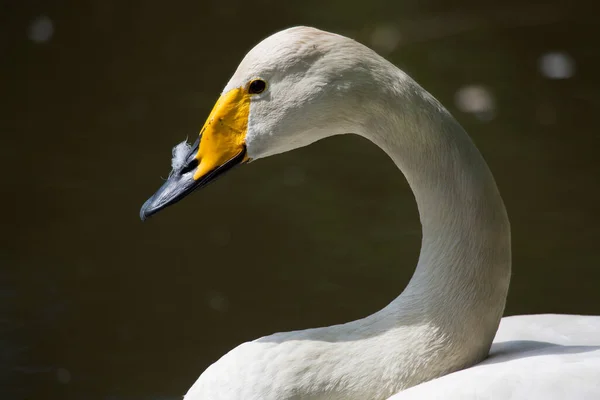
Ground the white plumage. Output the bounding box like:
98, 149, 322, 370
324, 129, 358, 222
171, 140, 192, 172
174, 27, 600, 399
390, 315, 600, 399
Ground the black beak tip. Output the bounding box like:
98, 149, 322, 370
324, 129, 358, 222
139, 199, 151, 221
139, 196, 161, 221
139, 144, 247, 222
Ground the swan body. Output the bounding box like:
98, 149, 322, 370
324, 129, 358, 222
389, 314, 600, 399
140, 27, 600, 399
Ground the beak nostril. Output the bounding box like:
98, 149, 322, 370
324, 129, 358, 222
181, 158, 199, 175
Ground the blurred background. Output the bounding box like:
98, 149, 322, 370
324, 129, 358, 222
2, 0, 599, 399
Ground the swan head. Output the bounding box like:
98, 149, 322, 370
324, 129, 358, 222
140, 27, 377, 219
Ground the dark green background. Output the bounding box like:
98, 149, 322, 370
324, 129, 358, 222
2, 1, 599, 399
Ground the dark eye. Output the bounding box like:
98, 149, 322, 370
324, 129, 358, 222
248, 79, 267, 94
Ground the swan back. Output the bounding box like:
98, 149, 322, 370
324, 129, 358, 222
388, 315, 600, 399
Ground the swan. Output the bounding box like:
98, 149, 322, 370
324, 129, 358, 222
140, 27, 600, 399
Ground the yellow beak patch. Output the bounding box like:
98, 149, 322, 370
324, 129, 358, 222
193, 88, 251, 181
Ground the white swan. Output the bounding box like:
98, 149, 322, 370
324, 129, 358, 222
140, 27, 600, 400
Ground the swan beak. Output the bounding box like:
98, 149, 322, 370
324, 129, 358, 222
140, 88, 251, 220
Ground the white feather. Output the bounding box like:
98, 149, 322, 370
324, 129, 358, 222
171, 139, 191, 171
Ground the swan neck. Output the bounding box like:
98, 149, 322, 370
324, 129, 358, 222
361, 80, 511, 359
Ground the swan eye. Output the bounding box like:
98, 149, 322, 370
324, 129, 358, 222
248, 79, 267, 94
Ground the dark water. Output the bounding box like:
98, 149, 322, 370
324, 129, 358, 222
2, 1, 599, 399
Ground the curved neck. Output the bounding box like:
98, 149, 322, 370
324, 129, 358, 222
247, 60, 512, 399
250, 79, 513, 399
358, 74, 512, 365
